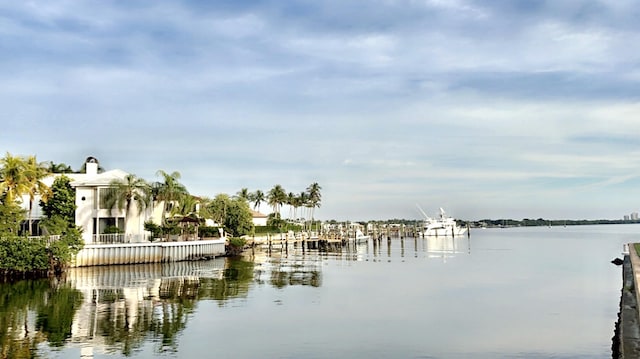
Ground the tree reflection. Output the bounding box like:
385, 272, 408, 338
0, 279, 82, 358
0, 255, 326, 357
197, 258, 254, 303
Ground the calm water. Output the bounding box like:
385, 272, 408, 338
1, 225, 637, 358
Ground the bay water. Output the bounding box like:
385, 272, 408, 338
1, 224, 636, 358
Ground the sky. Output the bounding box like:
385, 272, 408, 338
1, 0, 639, 221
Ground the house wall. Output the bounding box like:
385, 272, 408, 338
253, 217, 268, 226
75, 187, 96, 243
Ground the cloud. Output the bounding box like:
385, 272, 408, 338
1, 0, 639, 220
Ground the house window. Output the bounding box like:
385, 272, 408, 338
98, 187, 116, 209
94, 217, 123, 234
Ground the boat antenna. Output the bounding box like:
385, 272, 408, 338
416, 204, 431, 220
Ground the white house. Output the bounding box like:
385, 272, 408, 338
251, 210, 268, 227
23, 157, 160, 244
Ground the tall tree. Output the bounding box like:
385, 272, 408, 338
206, 195, 253, 237
40, 176, 76, 235
206, 194, 230, 227
168, 194, 202, 240
252, 190, 265, 211
306, 182, 322, 226
286, 192, 296, 220
236, 188, 250, 202
267, 184, 287, 218
299, 191, 310, 230
224, 198, 254, 237
169, 194, 199, 218
40, 176, 76, 222
25, 156, 51, 235
294, 191, 308, 221
152, 170, 188, 226
0, 152, 30, 204
104, 174, 151, 233
0, 199, 25, 236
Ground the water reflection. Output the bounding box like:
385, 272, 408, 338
0, 258, 259, 358
249, 249, 323, 288
0, 279, 83, 359
252, 235, 471, 264
65, 259, 258, 356
420, 235, 471, 260
0, 235, 474, 358
325, 235, 471, 262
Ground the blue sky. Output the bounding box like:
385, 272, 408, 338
2, 0, 639, 221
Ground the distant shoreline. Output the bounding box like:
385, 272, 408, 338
468, 219, 640, 228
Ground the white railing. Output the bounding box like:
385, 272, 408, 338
92, 233, 150, 244
17, 235, 62, 246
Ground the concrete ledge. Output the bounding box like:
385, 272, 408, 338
621, 244, 640, 357
629, 244, 640, 321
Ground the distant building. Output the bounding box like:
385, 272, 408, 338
251, 210, 268, 226
624, 215, 630, 221
632, 212, 639, 220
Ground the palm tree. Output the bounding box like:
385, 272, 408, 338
104, 174, 151, 233
24, 156, 51, 235
168, 194, 201, 240
236, 188, 250, 202
267, 184, 287, 218
299, 191, 310, 230
306, 182, 322, 227
286, 192, 296, 219
0, 152, 30, 204
169, 194, 199, 218
152, 170, 188, 226
252, 190, 265, 211
296, 191, 308, 222
46, 161, 73, 173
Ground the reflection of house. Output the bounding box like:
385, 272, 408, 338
67, 260, 227, 356
251, 210, 268, 226
22, 156, 162, 244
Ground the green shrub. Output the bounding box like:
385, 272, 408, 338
225, 237, 247, 256
0, 228, 84, 277
103, 225, 122, 234
199, 226, 221, 238
0, 237, 49, 273
144, 221, 163, 239
229, 237, 246, 248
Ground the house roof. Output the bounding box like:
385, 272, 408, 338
250, 210, 268, 218
44, 169, 129, 187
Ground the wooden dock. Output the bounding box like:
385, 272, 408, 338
245, 233, 347, 251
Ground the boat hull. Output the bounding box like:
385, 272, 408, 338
355, 235, 371, 243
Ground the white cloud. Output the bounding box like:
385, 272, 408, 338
1, 1, 639, 220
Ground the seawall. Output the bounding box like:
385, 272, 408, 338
617, 245, 640, 357
72, 238, 226, 267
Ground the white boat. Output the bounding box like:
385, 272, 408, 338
354, 229, 371, 243
419, 207, 467, 237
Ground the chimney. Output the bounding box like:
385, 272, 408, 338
85, 156, 99, 175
